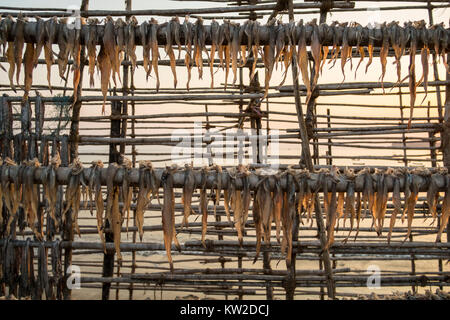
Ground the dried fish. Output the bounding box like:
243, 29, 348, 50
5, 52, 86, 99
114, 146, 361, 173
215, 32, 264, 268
87, 18, 99, 88
120, 157, 133, 237
14, 14, 26, 86
44, 17, 58, 93
164, 17, 177, 89
62, 159, 85, 237
103, 16, 119, 86
417, 21, 430, 104
263, 18, 276, 99
6, 42, 15, 92
379, 23, 389, 93
436, 175, 450, 242
200, 166, 209, 247
387, 171, 402, 244
41, 153, 61, 232
308, 19, 321, 104
22, 43, 35, 100
87, 160, 105, 249
183, 16, 193, 91
388, 21, 404, 84
181, 164, 194, 229
193, 17, 208, 80
212, 164, 222, 218
272, 174, 283, 244
210, 19, 220, 88
297, 20, 310, 100
126, 17, 138, 74
340, 22, 350, 83
135, 160, 155, 240
354, 22, 365, 77
365, 26, 375, 74
33, 17, 45, 68
140, 20, 150, 75
21, 159, 41, 240
230, 22, 240, 86
161, 165, 181, 271
149, 18, 160, 91
56, 18, 70, 81
97, 44, 111, 115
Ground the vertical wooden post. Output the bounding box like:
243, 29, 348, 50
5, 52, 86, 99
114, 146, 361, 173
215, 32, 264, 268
64, 1, 89, 300
102, 95, 122, 300
288, 0, 335, 300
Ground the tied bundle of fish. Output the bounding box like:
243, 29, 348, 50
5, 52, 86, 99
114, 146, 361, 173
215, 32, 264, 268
1, 16, 447, 116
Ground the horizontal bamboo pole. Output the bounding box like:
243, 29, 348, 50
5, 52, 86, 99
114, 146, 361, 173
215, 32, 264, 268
279, 80, 450, 93
3, 2, 355, 17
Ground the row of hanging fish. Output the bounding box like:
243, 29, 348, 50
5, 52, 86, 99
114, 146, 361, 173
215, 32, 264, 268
0, 15, 448, 119
1, 157, 449, 270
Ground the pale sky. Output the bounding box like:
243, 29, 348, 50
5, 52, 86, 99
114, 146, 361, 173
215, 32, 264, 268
0, 1, 448, 167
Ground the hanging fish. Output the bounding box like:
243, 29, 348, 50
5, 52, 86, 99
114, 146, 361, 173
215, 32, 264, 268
3, 158, 22, 236
263, 18, 276, 99
281, 170, 296, 268
296, 20, 310, 100
135, 160, 156, 241
379, 22, 389, 93
328, 21, 340, 69
210, 19, 220, 89
387, 170, 402, 244
56, 18, 71, 81
193, 17, 209, 80
417, 20, 430, 104
365, 25, 375, 74
403, 169, 422, 241
97, 44, 111, 115
62, 158, 85, 237
252, 179, 263, 264
115, 18, 126, 84
340, 22, 350, 83
22, 43, 35, 100
354, 22, 365, 78
436, 174, 450, 243
87, 18, 99, 88
272, 174, 283, 243
33, 17, 45, 68
308, 19, 321, 105
140, 20, 150, 75
149, 18, 160, 91
85, 160, 105, 249
183, 16, 193, 91
223, 168, 232, 224
427, 169, 444, 224
230, 22, 240, 86
200, 166, 209, 247
103, 16, 119, 86
161, 165, 181, 271
14, 14, 26, 86
44, 17, 58, 93
6, 42, 15, 92
212, 164, 222, 218
22, 159, 41, 240
388, 21, 404, 84
221, 20, 232, 90
164, 17, 177, 89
